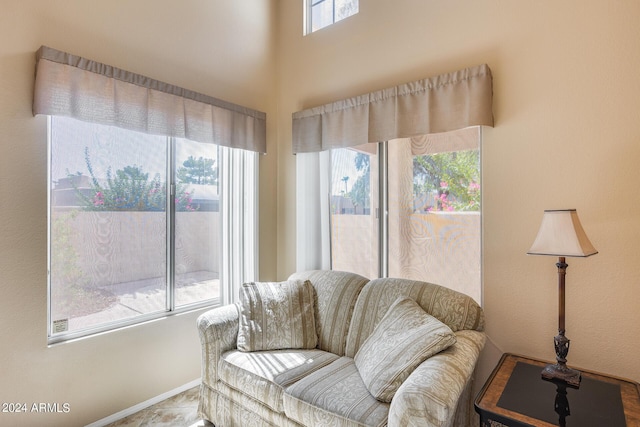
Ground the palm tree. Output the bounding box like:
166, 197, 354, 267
341, 176, 349, 194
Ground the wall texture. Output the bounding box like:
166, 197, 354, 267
0, 1, 276, 426
2, 1, 639, 425
276, 0, 640, 387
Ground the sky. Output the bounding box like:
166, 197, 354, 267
331, 147, 365, 196
50, 116, 362, 197
50, 116, 217, 185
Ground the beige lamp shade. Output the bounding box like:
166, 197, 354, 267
528, 209, 598, 257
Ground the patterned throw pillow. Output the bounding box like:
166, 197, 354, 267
354, 297, 457, 402
237, 280, 317, 352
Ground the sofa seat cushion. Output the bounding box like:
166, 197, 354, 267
283, 357, 389, 427
219, 348, 339, 413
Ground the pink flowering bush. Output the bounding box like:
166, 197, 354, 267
71, 148, 196, 212
414, 150, 480, 212
424, 180, 480, 212
93, 191, 105, 207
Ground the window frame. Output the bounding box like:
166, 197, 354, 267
46, 116, 257, 344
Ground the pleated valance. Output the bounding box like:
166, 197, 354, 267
292, 64, 493, 153
33, 46, 266, 154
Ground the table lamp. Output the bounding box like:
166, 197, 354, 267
527, 209, 598, 387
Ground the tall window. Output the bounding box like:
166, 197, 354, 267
48, 116, 256, 342
330, 144, 378, 279
305, 0, 358, 34
330, 128, 482, 303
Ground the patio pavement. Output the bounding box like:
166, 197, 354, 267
68, 271, 219, 331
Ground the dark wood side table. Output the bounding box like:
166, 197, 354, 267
474, 353, 640, 427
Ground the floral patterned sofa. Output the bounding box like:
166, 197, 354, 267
197, 270, 485, 427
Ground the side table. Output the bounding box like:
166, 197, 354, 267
474, 353, 640, 427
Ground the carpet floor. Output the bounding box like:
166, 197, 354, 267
103, 386, 213, 427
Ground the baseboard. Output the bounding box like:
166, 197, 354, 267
84, 378, 201, 427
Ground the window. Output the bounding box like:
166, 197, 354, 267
305, 0, 358, 34
48, 116, 257, 342
292, 64, 492, 304
329, 128, 482, 303
330, 144, 378, 279
35, 46, 264, 343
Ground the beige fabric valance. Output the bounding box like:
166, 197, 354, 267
33, 46, 266, 154
292, 64, 493, 153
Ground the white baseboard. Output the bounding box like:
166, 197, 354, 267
85, 378, 201, 427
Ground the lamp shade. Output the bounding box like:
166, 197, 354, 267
528, 209, 598, 257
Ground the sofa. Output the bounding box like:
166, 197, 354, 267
197, 270, 486, 427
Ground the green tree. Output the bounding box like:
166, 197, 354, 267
71, 147, 196, 211
177, 156, 217, 185
341, 176, 349, 194
348, 153, 370, 213
413, 150, 480, 211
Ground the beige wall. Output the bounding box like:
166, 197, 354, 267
276, 0, 640, 387
2, 1, 640, 425
0, 1, 277, 426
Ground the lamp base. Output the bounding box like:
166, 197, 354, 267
542, 363, 581, 388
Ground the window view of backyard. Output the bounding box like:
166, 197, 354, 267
330, 145, 379, 279
330, 127, 482, 303
49, 117, 220, 336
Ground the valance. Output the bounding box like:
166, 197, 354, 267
33, 46, 266, 154
292, 64, 493, 153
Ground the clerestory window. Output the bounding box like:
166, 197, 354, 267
305, 0, 358, 34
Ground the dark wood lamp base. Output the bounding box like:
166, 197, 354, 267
540, 258, 582, 388
542, 362, 581, 388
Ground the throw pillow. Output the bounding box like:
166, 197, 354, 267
237, 280, 317, 352
354, 297, 457, 402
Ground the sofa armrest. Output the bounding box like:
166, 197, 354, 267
388, 330, 486, 427
197, 304, 240, 387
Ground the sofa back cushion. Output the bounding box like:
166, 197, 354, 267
237, 280, 317, 352
354, 297, 457, 402
345, 278, 484, 358
288, 270, 369, 356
